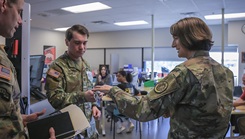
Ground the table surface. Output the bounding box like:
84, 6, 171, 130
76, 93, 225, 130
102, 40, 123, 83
102, 95, 112, 101
232, 105, 245, 115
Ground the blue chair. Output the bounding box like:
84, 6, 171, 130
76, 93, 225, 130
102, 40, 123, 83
105, 104, 126, 139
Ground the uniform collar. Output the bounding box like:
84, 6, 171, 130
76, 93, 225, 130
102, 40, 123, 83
63, 51, 82, 70
189, 51, 209, 59
0, 44, 8, 56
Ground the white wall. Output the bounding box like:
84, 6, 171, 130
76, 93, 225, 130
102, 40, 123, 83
88, 25, 227, 48
29, 28, 66, 57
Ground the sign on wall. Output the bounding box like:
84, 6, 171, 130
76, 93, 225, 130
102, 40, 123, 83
43, 45, 56, 79
43, 45, 56, 66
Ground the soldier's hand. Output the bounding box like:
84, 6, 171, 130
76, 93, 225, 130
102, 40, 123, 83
98, 75, 102, 82
22, 109, 46, 126
93, 85, 112, 93
85, 90, 96, 102
49, 127, 56, 139
92, 106, 101, 120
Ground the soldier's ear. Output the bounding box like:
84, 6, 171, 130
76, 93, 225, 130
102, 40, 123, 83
65, 39, 69, 46
0, 0, 7, 13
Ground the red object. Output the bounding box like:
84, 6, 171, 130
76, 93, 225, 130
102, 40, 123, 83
12, 39, 18, 57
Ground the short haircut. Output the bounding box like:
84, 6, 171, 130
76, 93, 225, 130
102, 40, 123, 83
65, 24, 89, 41
7, 0, 18, 7
170, 17, 214, 51
117, 70, 133, 83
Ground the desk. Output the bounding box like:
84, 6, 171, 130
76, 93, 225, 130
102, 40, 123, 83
230, 105, 245, 136
232, 106, 245, 115
101, 96, 113, 136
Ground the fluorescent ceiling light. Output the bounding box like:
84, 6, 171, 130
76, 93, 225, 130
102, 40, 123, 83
114, 20, 148, 26
61, 2, 111, 13
205, 12, 245, 20
54, 27, 70, 31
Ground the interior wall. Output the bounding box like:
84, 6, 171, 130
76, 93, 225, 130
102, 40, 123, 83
29, 24, 226, 56
83, 48, 104, 70
88, 25, 227, 48
228, 20, 245, 85
16, 23, 244, 84
29, 28, 66, 58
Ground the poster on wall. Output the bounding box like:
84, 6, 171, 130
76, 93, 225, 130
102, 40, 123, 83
43, 45, 56, 78
43, 45, 56, 65
242, 52, 245, 63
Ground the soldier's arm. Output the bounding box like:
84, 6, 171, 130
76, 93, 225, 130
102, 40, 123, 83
45, 63, 87, 109
0, 74, 24, 138
107, 66, 188, 122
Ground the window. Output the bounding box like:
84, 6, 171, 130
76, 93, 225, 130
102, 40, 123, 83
144, 49, 238, 83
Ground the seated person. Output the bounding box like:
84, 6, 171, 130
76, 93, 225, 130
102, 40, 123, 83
231, 74, 245, 133
114, 70, 140, 134
95, 65, 112, 86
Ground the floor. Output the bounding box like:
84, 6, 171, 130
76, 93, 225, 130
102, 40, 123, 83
99, 117, 169, 139
98, 117, 238, 139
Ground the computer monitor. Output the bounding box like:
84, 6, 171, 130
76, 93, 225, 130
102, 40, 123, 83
233, 86, 243, 97
30, 55, 45, 89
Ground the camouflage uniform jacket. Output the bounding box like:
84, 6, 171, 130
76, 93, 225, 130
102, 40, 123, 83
45, 52, 98, 138
0, 47, 25, 139
108, 51, 234, 139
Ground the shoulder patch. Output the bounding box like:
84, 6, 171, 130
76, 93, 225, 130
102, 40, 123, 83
47, 68, 60, 78
0, 65, 11, 81
154, 81, 168, 94
0, 88, 10, 101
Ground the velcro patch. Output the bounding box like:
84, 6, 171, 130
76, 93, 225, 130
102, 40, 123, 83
0, 88, 10, 101
154, 81, 168, 94
47, 68, 60, 78
0, 65, 11, 81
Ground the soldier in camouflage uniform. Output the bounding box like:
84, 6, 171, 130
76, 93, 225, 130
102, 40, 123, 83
45, 24, 101, 139
0, 0, 55, 138
0, 45, 26, 139
94, 17, 234, 139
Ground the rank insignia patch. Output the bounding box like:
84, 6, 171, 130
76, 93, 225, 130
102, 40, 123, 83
154, 81, 168, 94
48, 68, 60, 78
0, 65, 11, 81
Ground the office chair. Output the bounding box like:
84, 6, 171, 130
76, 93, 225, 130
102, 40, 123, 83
105, 103, 127, 139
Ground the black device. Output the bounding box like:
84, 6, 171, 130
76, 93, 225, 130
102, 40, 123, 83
27, 112, 75, 139
30, 55, 46, 100
233, 86, 243, 97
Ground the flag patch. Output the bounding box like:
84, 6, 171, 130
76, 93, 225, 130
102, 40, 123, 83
48, 68, 60, 78
0, 65, 11, 81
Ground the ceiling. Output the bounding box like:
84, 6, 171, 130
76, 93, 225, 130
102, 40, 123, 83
25, 0, 245, 33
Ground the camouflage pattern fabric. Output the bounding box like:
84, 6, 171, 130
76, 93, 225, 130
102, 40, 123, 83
45, 52, 98, 139
0, 47, 26, 139
108, 51, 234, 139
